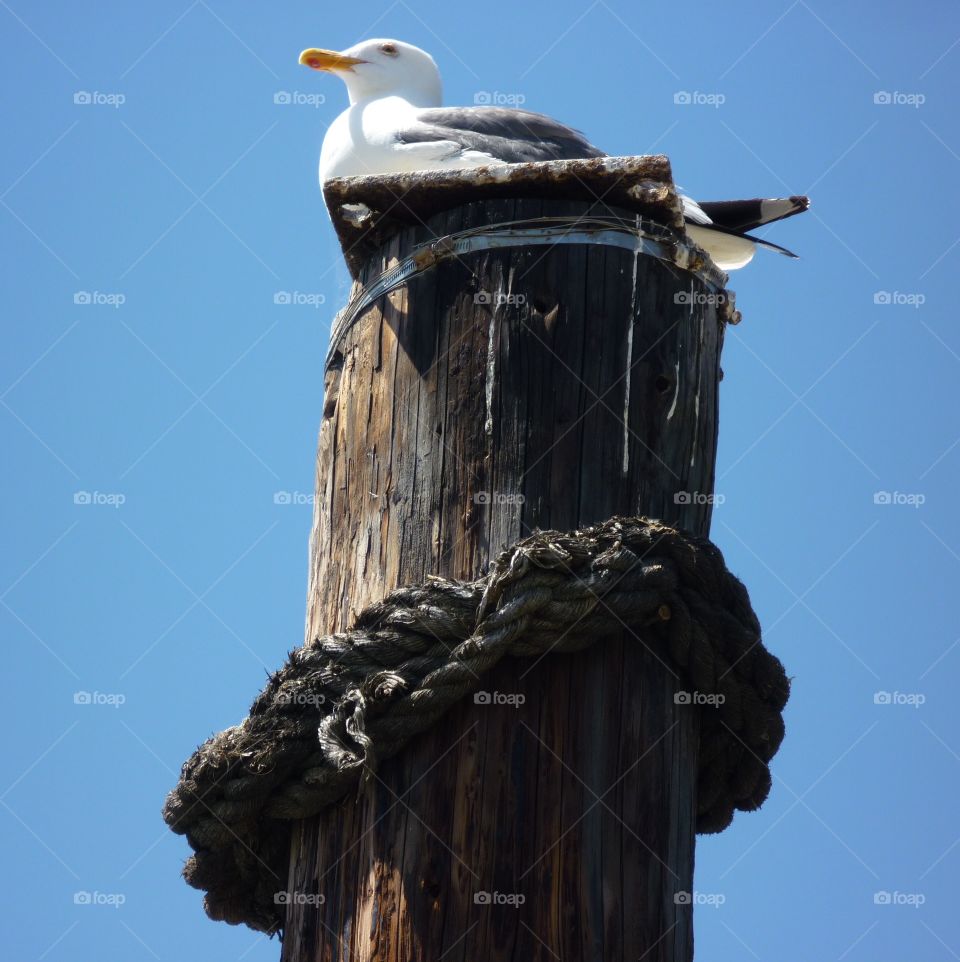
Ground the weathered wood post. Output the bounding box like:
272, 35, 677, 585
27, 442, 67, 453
282, 157, 735, 962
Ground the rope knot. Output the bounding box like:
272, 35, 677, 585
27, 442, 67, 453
162, 516, 788, 935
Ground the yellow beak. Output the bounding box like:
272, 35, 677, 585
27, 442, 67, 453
298, 48, 367, 71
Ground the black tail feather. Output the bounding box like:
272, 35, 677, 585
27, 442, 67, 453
697, 196, 810, 234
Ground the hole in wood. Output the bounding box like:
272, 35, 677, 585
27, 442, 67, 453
655, 374, 672, 394
420, 879, 442, 901
531, 297, 560, 331
323, 351, 344, 419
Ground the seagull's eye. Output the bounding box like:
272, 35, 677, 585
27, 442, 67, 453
379, 43, 398, 56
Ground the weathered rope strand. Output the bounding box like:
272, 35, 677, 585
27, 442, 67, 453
163, 516, 788, 934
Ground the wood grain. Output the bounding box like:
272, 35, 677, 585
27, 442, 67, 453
286, 197, 725, 962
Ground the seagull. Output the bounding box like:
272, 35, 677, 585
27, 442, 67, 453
299, 38, 808, 270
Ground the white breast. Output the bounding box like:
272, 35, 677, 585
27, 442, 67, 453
318, 96, 504, 183
320, 97, 425, 181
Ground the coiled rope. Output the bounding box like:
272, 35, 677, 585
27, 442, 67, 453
163, 516, 788, 934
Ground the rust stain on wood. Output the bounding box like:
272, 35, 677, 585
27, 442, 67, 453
323, 155, 684, 278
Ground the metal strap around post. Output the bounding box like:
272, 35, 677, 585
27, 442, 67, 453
324, 216, 730, 367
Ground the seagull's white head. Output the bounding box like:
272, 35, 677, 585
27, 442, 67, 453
298, 39, 442, 107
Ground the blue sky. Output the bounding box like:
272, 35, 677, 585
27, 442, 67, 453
2, 1, 958, 959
